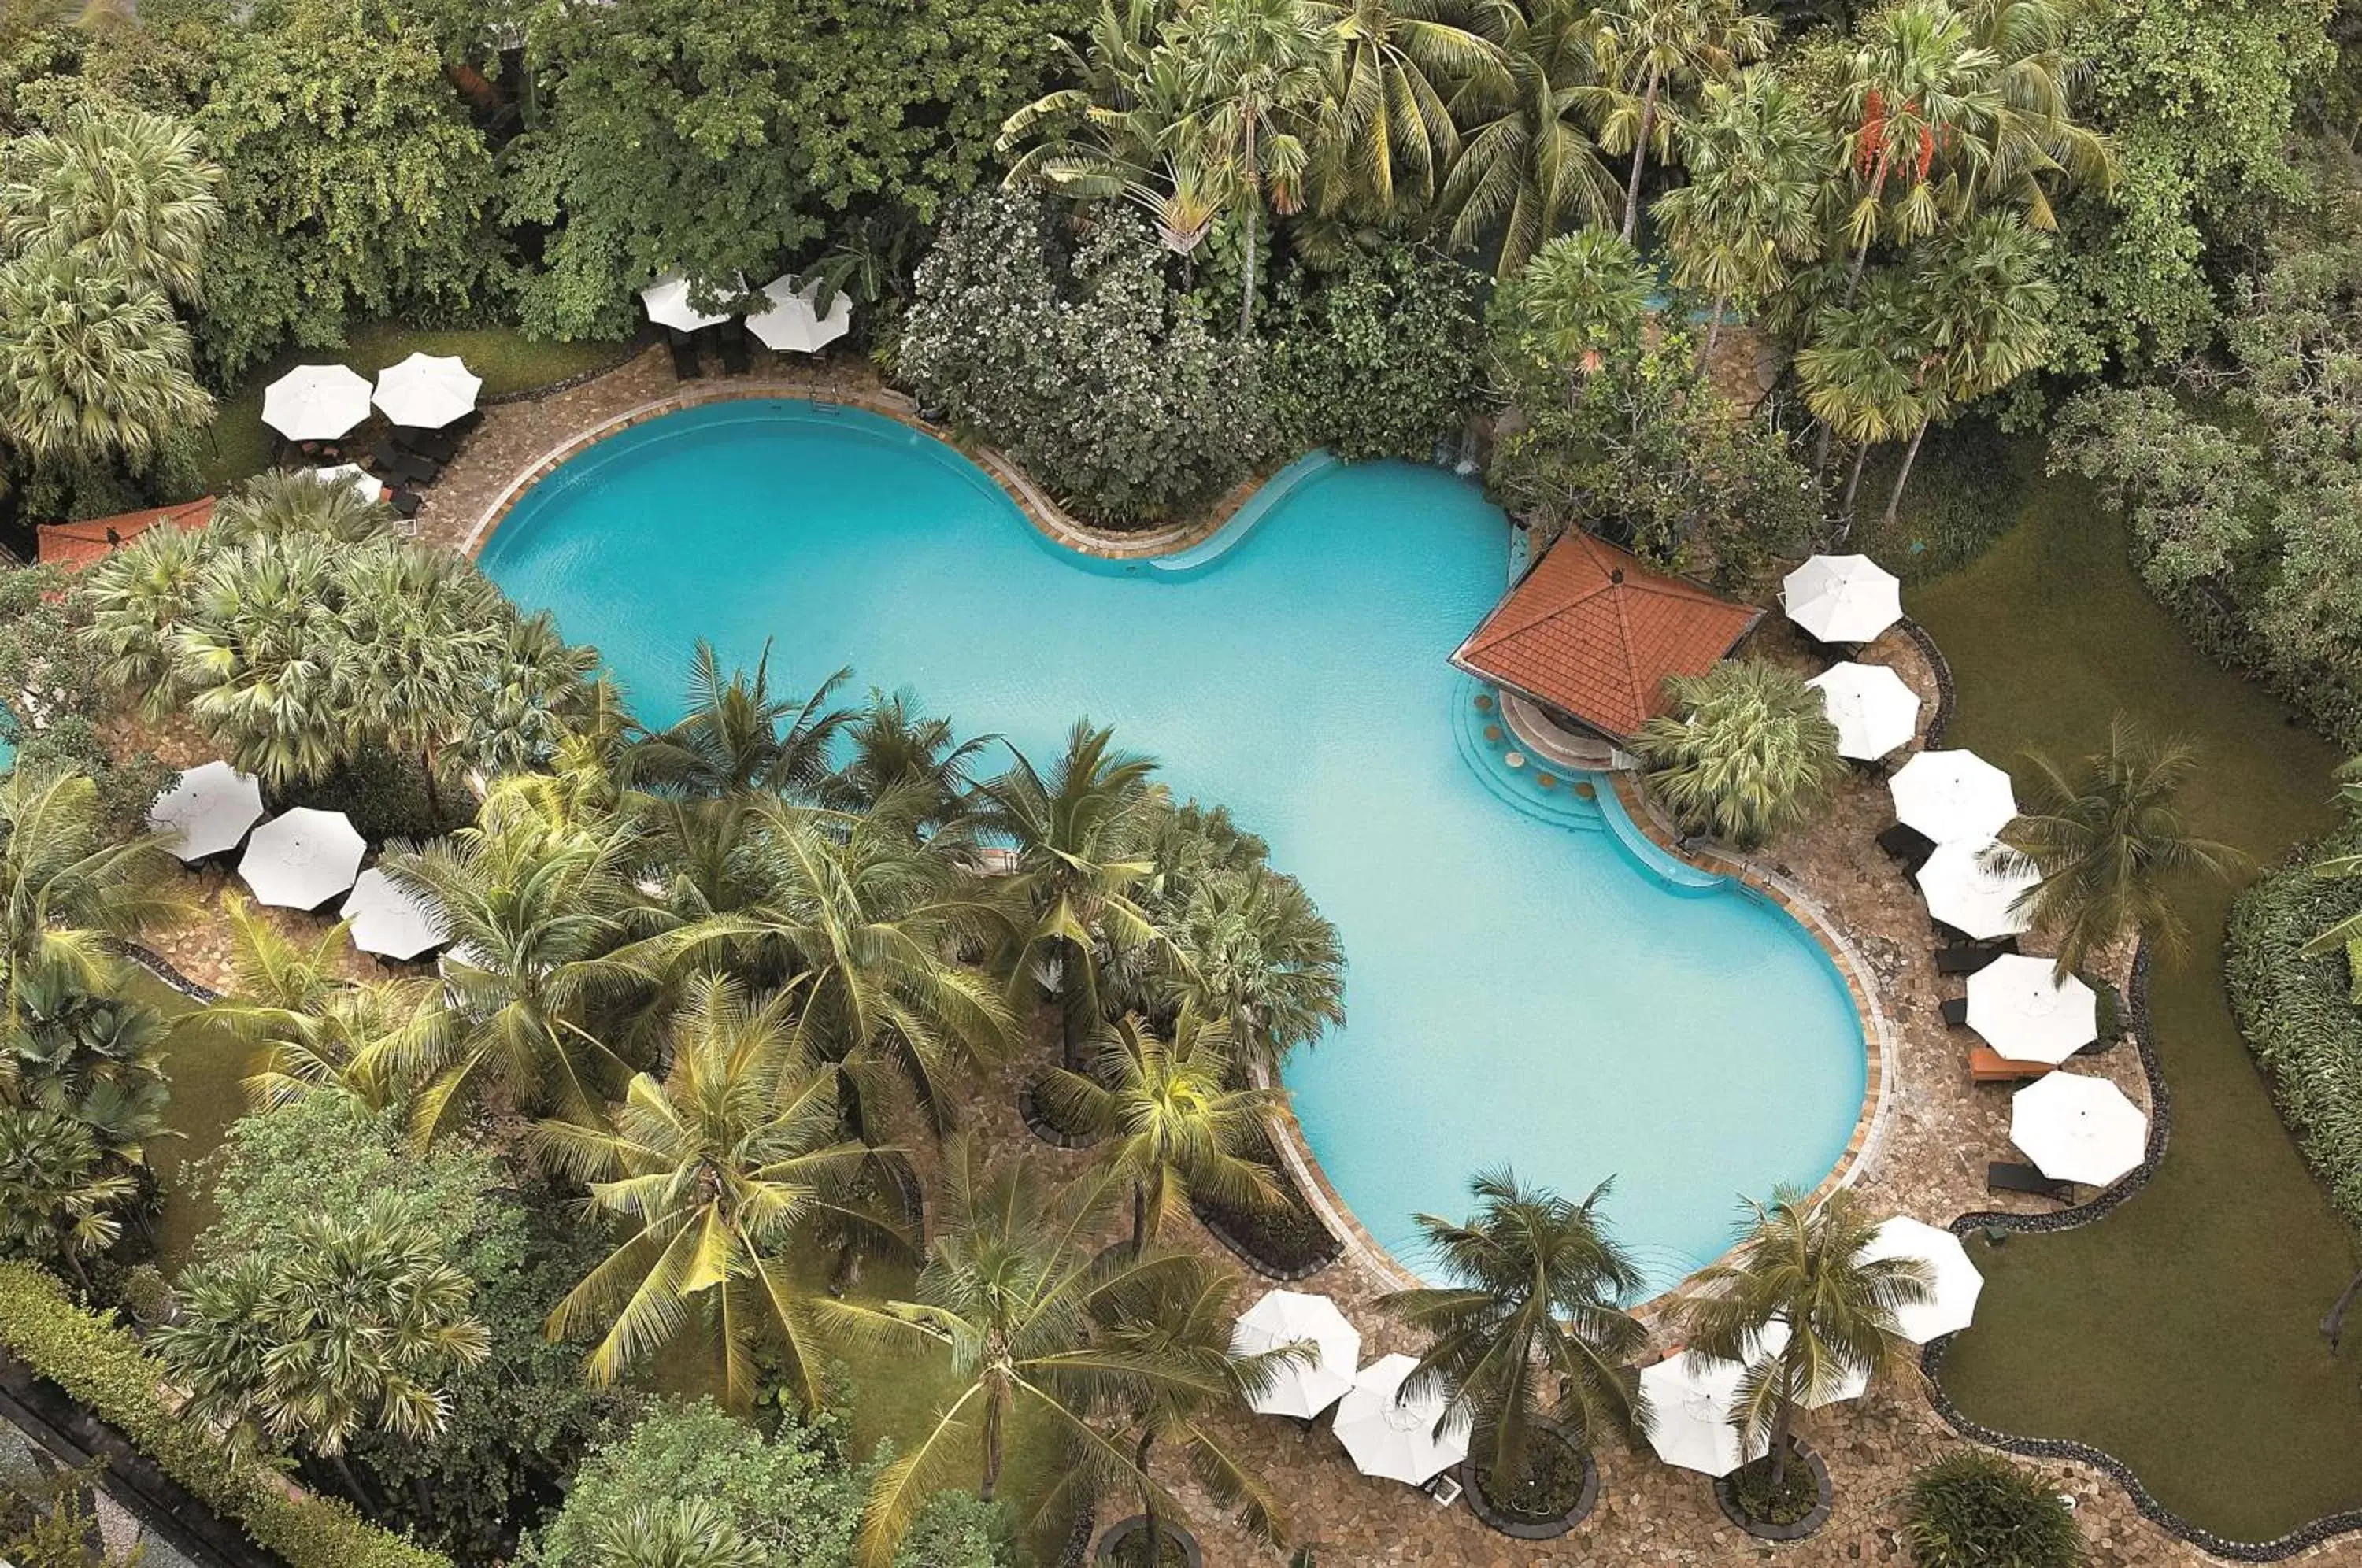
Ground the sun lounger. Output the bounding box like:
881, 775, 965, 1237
1877, 823, 1935, 871
369, 440, 439, 486
1969, 1045, 2053, 1082
388, 490, 421, 520
1934, 942, 2005, 975
668, 328, 701, 380
1942, 997, 1971, 1027
1987, 1160, 2074, 1201
394, 427, 459, 463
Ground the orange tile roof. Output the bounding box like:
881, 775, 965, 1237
37, 497, 214, 569
1451, 531, 1762, 740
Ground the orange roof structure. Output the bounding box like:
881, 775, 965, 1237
37, 497, 214, 570
1451, 531, 1762, 741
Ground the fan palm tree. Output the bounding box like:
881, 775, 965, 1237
337, 543, 511, 815
5, 966, 174, 1162
632, 641, 853, 802
976, 722, 1166, 1069
1990, 716, 2244, 976
1156, 860, 1345, 1075
1496, 227, 1654, 386
0, 1104, 138, 1291
1438, 0, 1620, 276
80, 516, 210, 712
1581, 0, 1776, 243
0, 767, 186, 1030
0, 102, 224, 304
1794, 268, 1931, 518
209, 466, 395, 543
0, 256, 212, 469
168, 531, 351, 788
1037, 1008, 1287, 1252
1629, 660, 1842, 850
1675, 1187, 1927, 1488
819, 1144, 1261, 1568
534, 974, 905, 1412
1302, 0, 1505, 223
1379, 1168, 1649, 1495
1652, 66, 1830, 360
1832, 0, 2001, 302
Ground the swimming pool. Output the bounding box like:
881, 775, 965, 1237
480, 400, 1868, 1293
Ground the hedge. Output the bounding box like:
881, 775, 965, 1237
2225, 837, 2362, 1233
0, 1261, 454, 1568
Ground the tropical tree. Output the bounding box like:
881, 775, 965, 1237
3, 967, 173, 1162
1831, 0, 2001, 301
168, 531, 350, 787
1794, 267, 1929, 517
1652, 66, 1830, 359
203, 897, 442, 1111
1438, 0, 1620, 276
533, 974, 903, 1412
583, 1499, 765, 1568
0, 256, 212, 470
822, 689, 995, 828
632, 642, 853, 803
975, 721, 1165, 1068
0, 102, 224, 303
0, 767, 184, 1030
1493, 227, 1654, 381
1629, 660, 1842, 850
335, 544, 515, 815
2301, 760, 2362, 957
1675, 1186, 1927, 1488
209, 466, 394, 543
1957, 0, 2116, 231
1581, 0, 1775, 242
0, 1104, 138, 1290
1301, 0, 1504, 224
1991, 716, 2244, 976
1379, 1169, 1649, 1499
155, 1190, 491, 1491
1037, 1008, 1286, 1252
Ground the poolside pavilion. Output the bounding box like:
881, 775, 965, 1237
1450, 529, 1762, 764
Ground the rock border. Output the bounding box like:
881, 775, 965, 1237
1457, 1418, 1601, 1540
1895, 616, 1957, 746
1712, 1440, 1834, 1542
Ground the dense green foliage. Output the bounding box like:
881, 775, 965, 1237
1264, 246, 1484, 461
1903, 1451, 2086, 1568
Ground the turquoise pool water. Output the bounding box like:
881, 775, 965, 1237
481, 401, 1866, 1292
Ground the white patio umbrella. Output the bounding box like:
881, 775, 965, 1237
340, 868, 448, 962
1231, 1289, 1360, 1419
1782, 554, 1903, 644
746, 274, 852, 353
309, 464, 386, 502
639, 272, 735, 332
2011, 1072, 2147, 1187
1915, 840, 2038, 942
261, 364, 374, 442
1330, 1355, 1470, 1485
1807, 661, 1921, 760
1890, 749, 2019, 845
1967, 954, 2098, 1065
1639, 1352, 1760, 1477
372, 353, 482, 429
1858, 1217, 1985, 1343
237, 808, 366, 909
145, 762, 265, 862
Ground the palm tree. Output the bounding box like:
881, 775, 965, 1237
5, 966, 174, 1162
1794, 268, 1929, 518
0, 767, 186, 1030
1832, 0, 2001, 302
819, 1144, 1260, 1568
1037, 1008, 1287, 1252
1582, 0, 1776, 242
155, 1190, 491, 1496
1155, 856, 1345, 1075
0, 1104, 138, 1291
1170, 0, 1337, 333
1629, 660, 1842, 850
1379, 1168, 1649, 1497
0, 102, 224, 303
168, 531, 352, 788
336, 543, 511, 815
584, 1499, 764, 1568
1652, 66, 1829, 360
632, 641, 853, 802
1438, 0, 1620, 276
80, 516, 210, 713
821, 688, 995, 829
1959, 0, 2116, 231
203, 897, 442, 1111
0, 256, 212, 469
1675, 1187, 1927, 1489
1990, 716, 2244, 976
1302, 0, 1505, 224
534, 974, 904, 1411
209, 466, 395, 542
976, 721, 1165, 1070
1497, 227, 1654, 383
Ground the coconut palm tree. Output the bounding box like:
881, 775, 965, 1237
0, 102, 224, 303
1379, 1168, 1649, 1498
632, 641, 853, 802
1302, 0, 1505, 223
1037, 1008, 1287, 1252
1959, 0, 2116, 231
0, 767, 186, 1030
1629, 660, 1842, 850
0, 256, 212, 469
1652, 66, 1830, 360
975, 721, 1165, 1069
1831, 0, 2001, 301
1675, 1187, 1927, 1489
821, 688, 995, 830
1990, 716, 2244, 976
1581, 0, 1776, 243
204, 897, 443, 1111
533, 974, 905, 1411
1438, 0, 1620, 276
819, 1143, 1261, 1568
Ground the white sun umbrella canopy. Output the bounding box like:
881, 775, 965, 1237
1807, 661, 1921, 760
1231, 1289, 1360, 1419
1782, 554, 1903, 644
1890, 749, 2019, 844
238, 808, 366, 909
1967, 954, 2098, 1065
309, 464, 386, 502
1639, 1352, 1761, 1476
340, 868, 449, 962
146, 761, 265, 862
2011, 1071, 2147, 1187
746, 274, 853, 353
1858, 1217, 1985, 1344
639, 272, 737, 332
1916, 840, 2039, 942
372, 353, 482, 430
261, 364, 374, 442
1331, 1355, 1470, 1485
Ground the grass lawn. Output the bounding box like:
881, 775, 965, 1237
195, 324, 631, 495
131, 967, 250, 1273
1911, 457, 2362, 1540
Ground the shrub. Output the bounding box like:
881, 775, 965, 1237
0, 1259, 452, 1568
896, 193, 1273, 526
1631, 660, 1842, 851
0, 568, 165, 831
1904, 1451, 2085, 1568
1264, 246, 1485, 463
